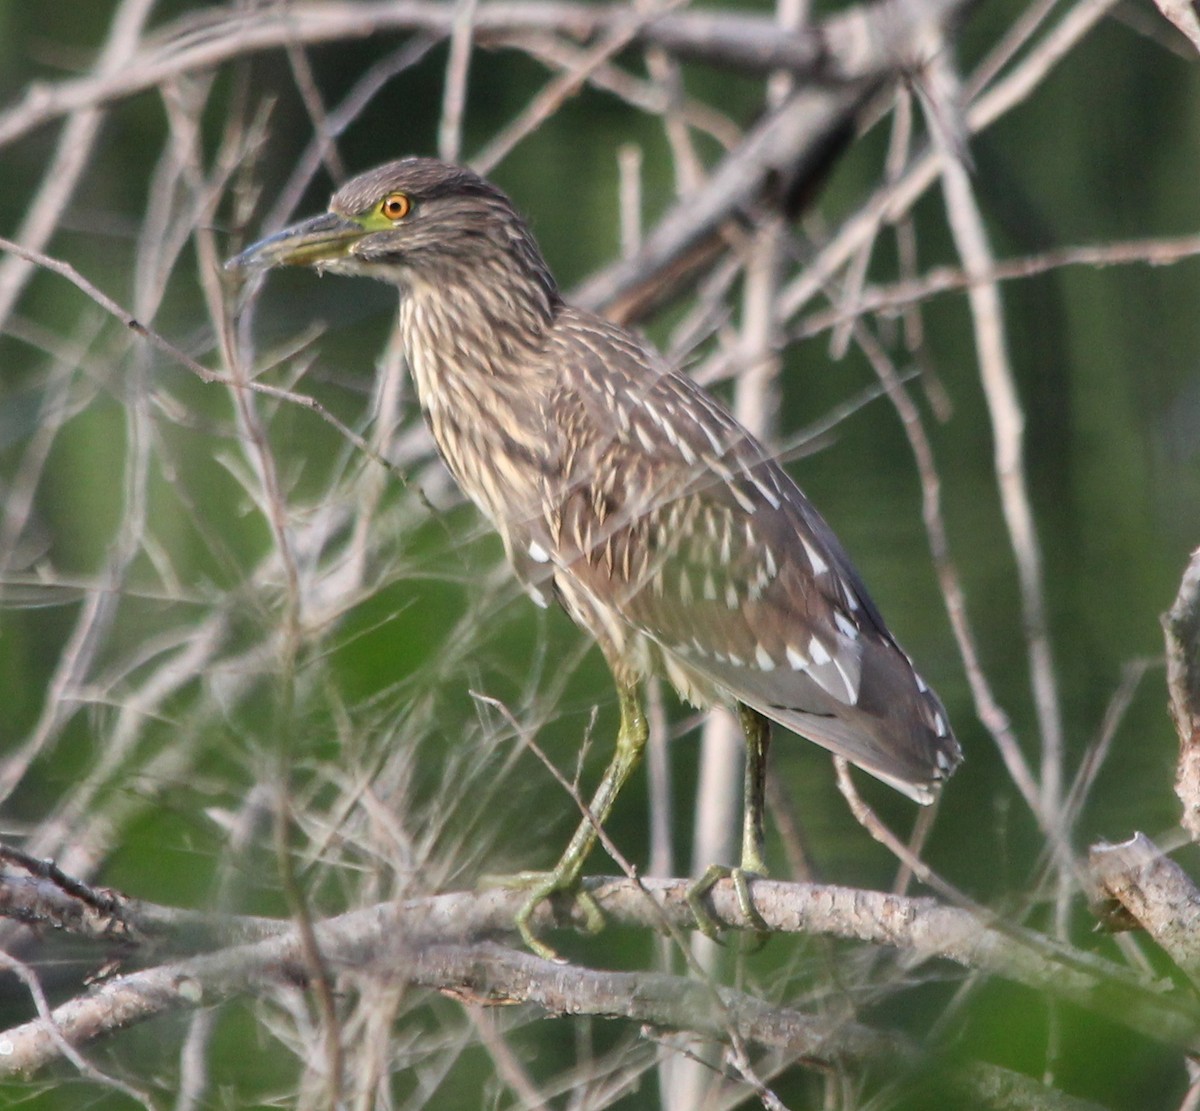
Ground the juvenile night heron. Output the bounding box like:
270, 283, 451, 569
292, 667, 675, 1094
229, 157, 961, 957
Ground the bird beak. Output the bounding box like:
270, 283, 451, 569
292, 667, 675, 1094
225, 211, 367, 272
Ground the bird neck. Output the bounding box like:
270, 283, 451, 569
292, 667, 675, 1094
398, 264, 557, 383
396, 273, 559, 528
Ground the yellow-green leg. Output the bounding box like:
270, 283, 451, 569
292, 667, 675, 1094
516, 680, 648, 960
739, 705, 771, 877
687, 705, 771, 936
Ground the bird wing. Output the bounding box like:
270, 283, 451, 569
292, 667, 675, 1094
536, 311, 960, 798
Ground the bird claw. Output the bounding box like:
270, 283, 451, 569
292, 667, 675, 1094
686, 864, 770, 943
483, 871, 605, 961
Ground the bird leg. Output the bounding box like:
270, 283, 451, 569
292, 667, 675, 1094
686, 705, 772, 938
513, 680, 648, 960
739, 704, 771, 877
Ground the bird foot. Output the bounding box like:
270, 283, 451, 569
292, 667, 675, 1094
481, 871, 605, 961
686, 864, 770, 944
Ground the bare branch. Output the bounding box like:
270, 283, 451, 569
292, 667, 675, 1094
4, 858, 1197, 1058
0, 886, 1120, 1111
1090, 833, 1200, 985
1167, 549, 1200, 837
0, 235, 394, 476
0, 0, 970, 152
1149, 0, 1200, 54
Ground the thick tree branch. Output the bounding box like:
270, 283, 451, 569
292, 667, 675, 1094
1090, 833, 1200, 985
3, 857, 1198, 1061
406, 943, 1105, 1111
0, 896, 1109, 1110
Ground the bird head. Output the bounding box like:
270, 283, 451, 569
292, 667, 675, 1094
227, 157, 559, 312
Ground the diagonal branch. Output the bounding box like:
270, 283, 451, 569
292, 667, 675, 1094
1166, 548, 1200, 836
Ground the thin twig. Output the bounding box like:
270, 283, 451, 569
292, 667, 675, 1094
0, 236, 394, 475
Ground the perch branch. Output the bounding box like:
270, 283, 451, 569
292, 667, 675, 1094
3, 856, 1197, 1058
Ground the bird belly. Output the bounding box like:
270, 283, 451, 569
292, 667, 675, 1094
548, 564, 723, 710
550, 570, 653, 684
659, 648, 721, 709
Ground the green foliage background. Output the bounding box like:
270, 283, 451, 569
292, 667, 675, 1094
0, 0, 1198, 1106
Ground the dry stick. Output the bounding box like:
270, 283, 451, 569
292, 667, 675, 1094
0, 237, 392, 476
472, 0, 690, 175
4, 84, 239, 883
1062, 658, 1155, 841
0, 0, 159, 810
472, 696, 727, 969
1090, 833, 1200, 985
0, 0, 964, 151
0, 952, 154, 1109
185, 135, 303, 636
2, 201, 433, 898
12, 82, 226, 907
636, 0, 707, 194
0, 850, 1119, 1111
167, 127, 317, 1035
1182, 1072, 1200, 1111
338, 980, 408, 1111
0, 0, 154, 333
285, 42, 348, 185
0, 863, 1161, 1007
830, 81, 910, 362
1166, 548, 1200, 837
772, 0, 1123, 828
0, 842, 285, 948
345, 320, 411, 602
0, 511, 112, 809
264, 38, 440, 235
197, 132, 347, 1101
791, 234, 1200, 341
674, 223, 785, 1111
0, 845, 123, 922
689, 226, 781, 933
966, 0, 1062, 98
833, 760, 969, 911
644, 679, 676, 885
925, 62, 1073, 1073
848, 318, 1122, 980
929, 52, 1066, 838
572, 0, 975, 314
0, 875, 1192, 1093
0, 315, 105, 573
1149, 0, 1200, 53
472, 693, 784, 1096
855, 315, 1044, 815
465, 1004, 552, 1111
440, 0, 480, 164
1117, 0, 1200, 56
17, 615, 227, 872
572, 77, 877, 317
778, 0, 1123, 319
0, 235, 363, 1100
615, 96, 685, 1111
503, 32, 742, 150
174, 787, 273, 1111
621, 112, 676, 953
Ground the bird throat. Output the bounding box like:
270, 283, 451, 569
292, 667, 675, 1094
397, 278, 554, 534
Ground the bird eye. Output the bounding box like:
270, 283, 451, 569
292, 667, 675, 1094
380, 193, 411, 221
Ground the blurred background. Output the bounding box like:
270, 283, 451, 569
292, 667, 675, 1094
0, 0, 1198, 1107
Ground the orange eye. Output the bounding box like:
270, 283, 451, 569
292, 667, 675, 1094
381, 193, 411, 220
